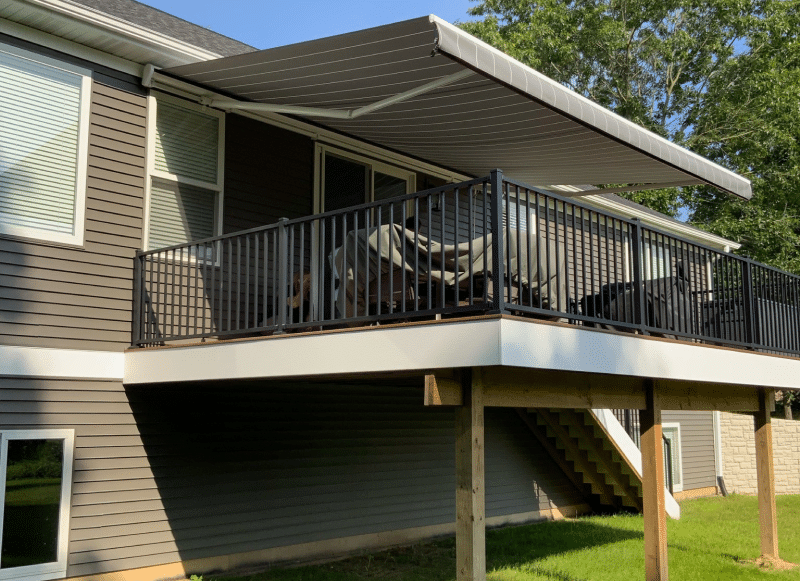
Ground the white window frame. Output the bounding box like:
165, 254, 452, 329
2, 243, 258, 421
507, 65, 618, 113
0, 429, 74, 581
662, 423, 683, 492
142, 92, 225, 252
313, 143, 416, 214
0, 43, 91, 247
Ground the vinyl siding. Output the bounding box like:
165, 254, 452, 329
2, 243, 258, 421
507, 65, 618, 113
0, 81, 145, 352
662, 410, 717, 490
223, 113, 314, 233
0, 377, 585, 577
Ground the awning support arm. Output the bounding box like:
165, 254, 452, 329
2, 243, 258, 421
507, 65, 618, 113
203, 69, 474, 119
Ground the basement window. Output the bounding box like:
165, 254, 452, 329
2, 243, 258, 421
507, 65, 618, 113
662, 423, 683, 493
0, 430, 74, 581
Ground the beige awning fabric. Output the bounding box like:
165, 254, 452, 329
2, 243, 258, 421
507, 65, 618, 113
163, 15, 751, 200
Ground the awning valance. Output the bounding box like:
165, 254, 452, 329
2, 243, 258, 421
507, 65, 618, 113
162, 15, 751, 200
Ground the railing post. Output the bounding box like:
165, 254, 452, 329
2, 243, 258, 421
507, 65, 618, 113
276, 217, 289, 334
741, 259, 756, 347
629, 218, 647, 333
489, 169, 507, 314
132, 251, 143, 347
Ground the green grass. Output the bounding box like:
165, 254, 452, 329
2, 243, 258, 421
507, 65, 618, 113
208, 495, 800, 581
4, 478, 61, 506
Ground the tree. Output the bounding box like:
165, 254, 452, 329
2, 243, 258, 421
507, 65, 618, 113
462, 0, 800, 275
688, 1, 800, 274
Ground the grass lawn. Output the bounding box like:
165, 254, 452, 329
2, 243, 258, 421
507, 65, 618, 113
209, 495, 800, 581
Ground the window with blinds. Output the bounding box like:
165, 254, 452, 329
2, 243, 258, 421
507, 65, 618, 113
0, 44, 90, 245
146, 97, 223, 251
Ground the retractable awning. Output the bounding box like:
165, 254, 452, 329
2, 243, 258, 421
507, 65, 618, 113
162, 15, 751, 200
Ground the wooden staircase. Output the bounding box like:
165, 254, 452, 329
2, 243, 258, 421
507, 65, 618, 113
517, 408, 644, 513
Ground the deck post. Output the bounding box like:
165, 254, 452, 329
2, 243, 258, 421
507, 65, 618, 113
640, 379, 668, 581
754, 387, 779, 558
455, 367, 485, 581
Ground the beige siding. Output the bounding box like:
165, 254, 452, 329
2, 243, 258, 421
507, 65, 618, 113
0, 82, 145, 352
662, 410, 717, 490
0, 377, 586, 577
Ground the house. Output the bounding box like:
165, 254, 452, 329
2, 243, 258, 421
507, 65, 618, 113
1, 2, 798, 581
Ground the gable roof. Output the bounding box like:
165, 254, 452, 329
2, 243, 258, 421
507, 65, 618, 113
162, 15, 751, 200
66, 0, 254, 56
0, 0, 255, 68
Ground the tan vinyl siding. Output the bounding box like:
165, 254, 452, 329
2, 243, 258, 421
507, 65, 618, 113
0, 377, 585, 578
662, 410, 717, 490
0, 81, 145, 352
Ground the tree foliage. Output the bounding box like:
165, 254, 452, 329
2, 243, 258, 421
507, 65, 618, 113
462, 0, 800, 274
688, 2, 800, 273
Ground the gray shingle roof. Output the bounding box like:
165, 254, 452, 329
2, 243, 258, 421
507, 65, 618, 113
66, 0, 256, 56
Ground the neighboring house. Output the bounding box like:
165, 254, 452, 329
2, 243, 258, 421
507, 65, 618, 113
1, 3, 798, 581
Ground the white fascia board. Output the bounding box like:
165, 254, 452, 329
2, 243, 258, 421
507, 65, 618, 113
125, 317, 800, 389
0, 16, 143, 76
591, 409, 681, 519
124, 319, 502, 384
13, 0, 223, 68
580, 195, 741, 251
0, 345, 124, 379
497, 318, 800, 389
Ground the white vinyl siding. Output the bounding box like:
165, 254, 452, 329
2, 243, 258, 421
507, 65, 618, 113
145, 95, 224, 251
0, 44, 90, 245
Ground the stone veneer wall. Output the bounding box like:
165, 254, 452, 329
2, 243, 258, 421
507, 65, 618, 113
719, 412, 800, 495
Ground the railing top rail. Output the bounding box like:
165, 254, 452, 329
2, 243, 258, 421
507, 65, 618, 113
138, 221, 282, 258
140, 171, 800, 287
503, 175, 798, 282
282, 175, 492, 226
138, 175, 491, 259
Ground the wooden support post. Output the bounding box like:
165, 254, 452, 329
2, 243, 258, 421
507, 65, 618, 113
640, 380, 668, 581
455, 368, 485, 581
755, 388, 779, 559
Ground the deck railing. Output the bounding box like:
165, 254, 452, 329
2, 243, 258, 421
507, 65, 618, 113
132, 169, 800, 357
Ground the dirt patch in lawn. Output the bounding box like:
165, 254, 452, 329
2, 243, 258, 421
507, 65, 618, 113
740, 555, 799, 571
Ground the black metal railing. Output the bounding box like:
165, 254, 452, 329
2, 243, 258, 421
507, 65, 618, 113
132, 169, 800, 356
612, 409, 641, 448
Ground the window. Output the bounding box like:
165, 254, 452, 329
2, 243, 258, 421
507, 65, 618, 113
317, 145, 415, 215
145, 95, 224, 251
641, 238, 672, 280
0, 44, 91, 245
0, 430, 74, 581
662, 423, 683, 492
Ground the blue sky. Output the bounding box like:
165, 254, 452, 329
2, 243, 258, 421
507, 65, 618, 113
140, 0, 478, 49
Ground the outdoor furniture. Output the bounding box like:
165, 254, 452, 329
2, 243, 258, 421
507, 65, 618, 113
330, 223, 569, 320
581, 263, 693, 337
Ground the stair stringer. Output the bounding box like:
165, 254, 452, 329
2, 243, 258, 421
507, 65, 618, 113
590, 408, 681, 519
